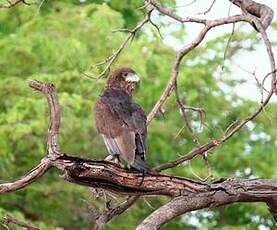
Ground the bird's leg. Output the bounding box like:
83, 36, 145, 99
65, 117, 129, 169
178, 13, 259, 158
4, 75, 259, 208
105, 154, 115, 162
139, 171, 145, 187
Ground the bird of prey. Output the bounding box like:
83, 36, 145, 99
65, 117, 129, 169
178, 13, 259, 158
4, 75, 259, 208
94, 67, 150, 172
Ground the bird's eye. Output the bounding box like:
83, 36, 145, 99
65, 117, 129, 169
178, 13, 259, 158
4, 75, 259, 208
123, 73, 128, 77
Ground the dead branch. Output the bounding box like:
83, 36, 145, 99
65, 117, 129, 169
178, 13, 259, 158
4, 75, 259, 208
0, 0, 30, 8
1, 150, 276, 200
2, 214, 40, 230
93, 9, 153, 78
145, 0, 276, 176
174, 80, 201, 146
230, 0, 274, 30
95, 196, 138, 230
198, 0, 217, 15
28, 80, 62, 159
0, 157, 51, 194
137, 178, 277, 229
146, 12, 253, 124
154, 139, 221, 172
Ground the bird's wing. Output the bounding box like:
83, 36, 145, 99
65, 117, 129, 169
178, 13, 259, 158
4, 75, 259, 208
94, 90, 148, 171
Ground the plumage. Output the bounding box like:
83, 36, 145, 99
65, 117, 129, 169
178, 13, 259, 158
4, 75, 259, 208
94, 67, 149, 172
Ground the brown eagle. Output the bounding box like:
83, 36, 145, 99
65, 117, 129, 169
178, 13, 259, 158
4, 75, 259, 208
94, 67, 149, 172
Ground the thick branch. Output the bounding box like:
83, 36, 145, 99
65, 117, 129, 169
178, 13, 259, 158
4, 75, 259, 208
137, 178, 277, 229
54, 155, 207, 197
28, 80, 61, 158
230, 0, 274, 30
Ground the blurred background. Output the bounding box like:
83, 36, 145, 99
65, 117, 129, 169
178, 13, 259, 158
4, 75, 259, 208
0, 0, 276, 229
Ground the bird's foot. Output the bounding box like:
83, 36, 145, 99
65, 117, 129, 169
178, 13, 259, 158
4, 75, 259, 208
105, 155, 124, 168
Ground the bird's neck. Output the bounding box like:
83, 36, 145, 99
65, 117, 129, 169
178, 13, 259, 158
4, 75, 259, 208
107, 86, 133, 96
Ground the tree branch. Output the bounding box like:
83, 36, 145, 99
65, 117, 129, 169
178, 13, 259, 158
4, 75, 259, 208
146, 0, 276, 175
137, 178, 277, 229
0, 80, 62, 194
93, 9, 153, 78
0, 0, 30, 8
146, 12, 254, 124
2, 214, 40, 230
28, 80, 61, 159
95, 196, 139, 230
230, 0, 274, 30
0, 157, 51, 194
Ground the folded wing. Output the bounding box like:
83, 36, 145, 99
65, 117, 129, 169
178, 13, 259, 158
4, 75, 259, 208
94, 89, 149, 172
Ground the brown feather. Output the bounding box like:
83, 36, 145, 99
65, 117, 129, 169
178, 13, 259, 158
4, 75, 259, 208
94, 67, 149, 172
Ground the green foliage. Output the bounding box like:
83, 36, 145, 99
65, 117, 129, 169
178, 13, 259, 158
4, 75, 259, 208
0, 1, 276, 229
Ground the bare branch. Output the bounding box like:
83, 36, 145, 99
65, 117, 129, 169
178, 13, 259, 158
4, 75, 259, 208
53, 155, 207, 197
93, 9, 153, 78
28, 80, 61, 159
95, 196, 139, 230
154, 140, 221, 172
137, 178, 277, 229
146, 11, 254, 124
174, 80, 201, 146
0, 0, 30, 8
0, 157, 51, 194
0, 80, 62, 194
230, 0, 274, 30
223, 23, 235, 62
2, 215, 40, 230
146, 0, 207, 24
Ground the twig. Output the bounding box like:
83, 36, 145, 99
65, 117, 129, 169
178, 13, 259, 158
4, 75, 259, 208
197, 0, 217, 15
154, 140, 221, 172
146, 0, 207, 24
174, 80, 202, 146
223, 23, 235, 62
93, 9, 153, 79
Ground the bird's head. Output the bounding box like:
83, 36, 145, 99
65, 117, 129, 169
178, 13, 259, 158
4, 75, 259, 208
106, 67, 140, 95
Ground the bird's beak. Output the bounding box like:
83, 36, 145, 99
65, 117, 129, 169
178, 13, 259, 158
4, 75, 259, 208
125, 73, 140, 82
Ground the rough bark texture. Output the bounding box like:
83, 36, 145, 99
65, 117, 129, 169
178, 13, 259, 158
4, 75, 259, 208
230, 0, 274, 30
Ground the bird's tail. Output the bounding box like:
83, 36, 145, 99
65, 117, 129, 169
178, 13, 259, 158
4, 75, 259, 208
131, 157, 151, 173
